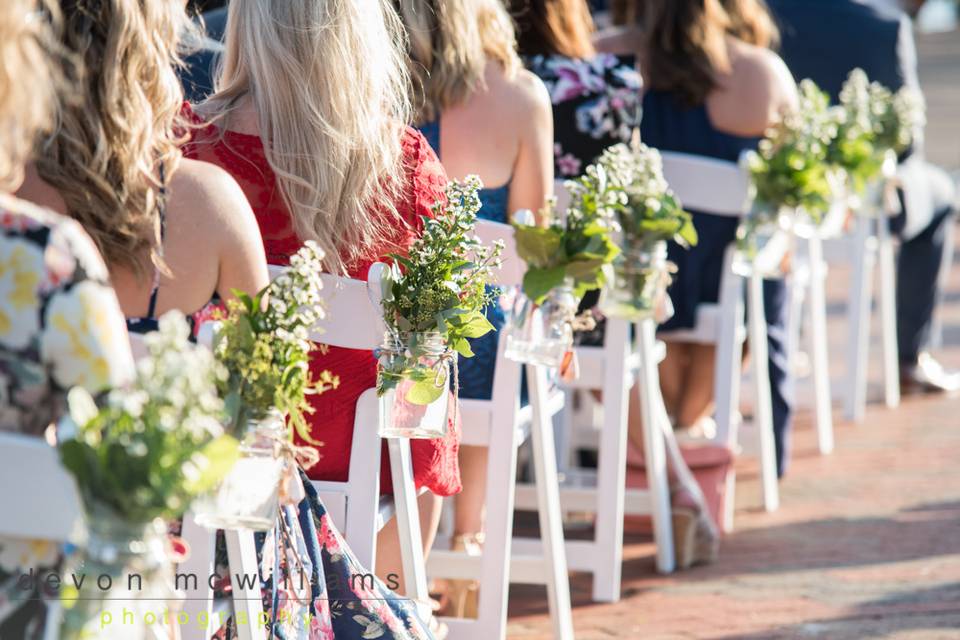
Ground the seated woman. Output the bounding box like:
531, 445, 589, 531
185, 0, 454, 633
396, 0, 553, 615
0, 2, 135, 637
17, 0, 269, 340
596, 0, 797, 560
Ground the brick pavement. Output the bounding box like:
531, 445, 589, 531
503, 27, 960, 640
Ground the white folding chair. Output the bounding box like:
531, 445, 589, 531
824, 195, 901, 422
426, 220, 574, 640
657, 151, 780, 524
515, 177, 675, 601
180, 263, 429, 640
0, 433, 85, 640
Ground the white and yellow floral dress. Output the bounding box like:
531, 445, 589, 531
0, 195, 133, 639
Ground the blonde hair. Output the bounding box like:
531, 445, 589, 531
203, 0, 411, 275
398, 0, 521, 124
0, 0, 58, 191
35, 0, 194, 275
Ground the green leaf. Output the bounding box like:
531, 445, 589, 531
513, 225, 563, 268
406, 379, 446, 405
523, 265, 568, 303
186, 436, 240, 495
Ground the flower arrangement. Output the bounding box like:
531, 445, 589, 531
513, 158, 623, 304
602, 143, 697, 246
827, 68, 926, 195
746, 79, 838, 224
827, 69, 885, 194
213, 241, 340, 444
59, 312, 238, 523
594, 142, 696, 320
871, 78, 925, 156
378, 176, 503, 405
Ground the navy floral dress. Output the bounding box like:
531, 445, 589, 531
525, 53, 643, 179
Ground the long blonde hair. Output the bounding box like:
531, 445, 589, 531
0, 0, 58, 191
203, 0, 411, 275
398, 0, 521, 124
35, 0, 193, 276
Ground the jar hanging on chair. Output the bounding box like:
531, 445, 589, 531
378, 331, 451, 439
191, 409, 286, 531
599, 238, 670, 322
504, 277, 577, 368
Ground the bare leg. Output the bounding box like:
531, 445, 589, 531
659, 342, 691, 418
375, 490, 444, 595
675, 343, 717, 429
452, 445, 488, 535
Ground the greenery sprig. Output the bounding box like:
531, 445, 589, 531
60, 312, 238, 524
602, 142, 698, 246
747, 79, 837, 223
213, 241, 340, 445
378, 176, 503, 404
513, 158, 623, 304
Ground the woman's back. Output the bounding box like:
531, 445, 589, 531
420, 60, 553, 220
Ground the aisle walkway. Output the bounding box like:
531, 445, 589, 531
505, 27, 960, 640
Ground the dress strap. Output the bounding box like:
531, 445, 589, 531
417, 119, 441, 160
146, 163, 168, 319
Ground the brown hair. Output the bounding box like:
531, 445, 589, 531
0, 0, 59, 190
510, 0, 596, 59
642, 0, 731, 107
722, 0, 779, 49
397, 0, 520, 125
34, 0, 195, 276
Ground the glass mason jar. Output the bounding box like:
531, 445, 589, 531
192, 409, 285, 531
504, 278, 576, 368
859, 149, 901, 218
60, 508, 175, 640
379, 331, 451, 439
599, 238, 668, 321
733, 206, 792, 278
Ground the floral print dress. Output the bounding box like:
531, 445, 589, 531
524, 53, 643, 178
0, 195, 134, 639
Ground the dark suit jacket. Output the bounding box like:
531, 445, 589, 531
180, 7, 228, 104
767, 0, 940, 239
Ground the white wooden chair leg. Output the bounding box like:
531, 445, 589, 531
456, 406, 520, 640
344, 391, 384, 571
713, 266, 745, 446
556, 388, 576, 476
178, 513, 217, 640
929, 217, 954, 350
591, 318, 630, 601
526, 363, 575, 640
845, 217, 876, 422
747, 273, 779, 512
876, 218, 901, 409
224, 529, 266, 640
806, 234, 835, 454
386, 438, 429, 605
637, 319, 676, 574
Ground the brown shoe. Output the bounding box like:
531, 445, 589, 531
900, 352, 960, 394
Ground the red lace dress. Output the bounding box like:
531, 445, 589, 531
183, 106, 461, 496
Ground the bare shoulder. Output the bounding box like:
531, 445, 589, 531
166, 157, 259, 236
489, 63, 550, 109
727, 40, 797, 110
593, 26, 643, 57
710, 39, 797, 135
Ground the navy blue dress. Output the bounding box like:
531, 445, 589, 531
417, 120, 509, 401
640, 90, 794, 476
639, 90, 760, 331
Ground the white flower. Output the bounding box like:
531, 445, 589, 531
41, 280, 135, 392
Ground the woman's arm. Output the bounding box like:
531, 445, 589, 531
507, 70, 555, 222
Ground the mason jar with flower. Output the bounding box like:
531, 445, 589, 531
377, 176, 502, 438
